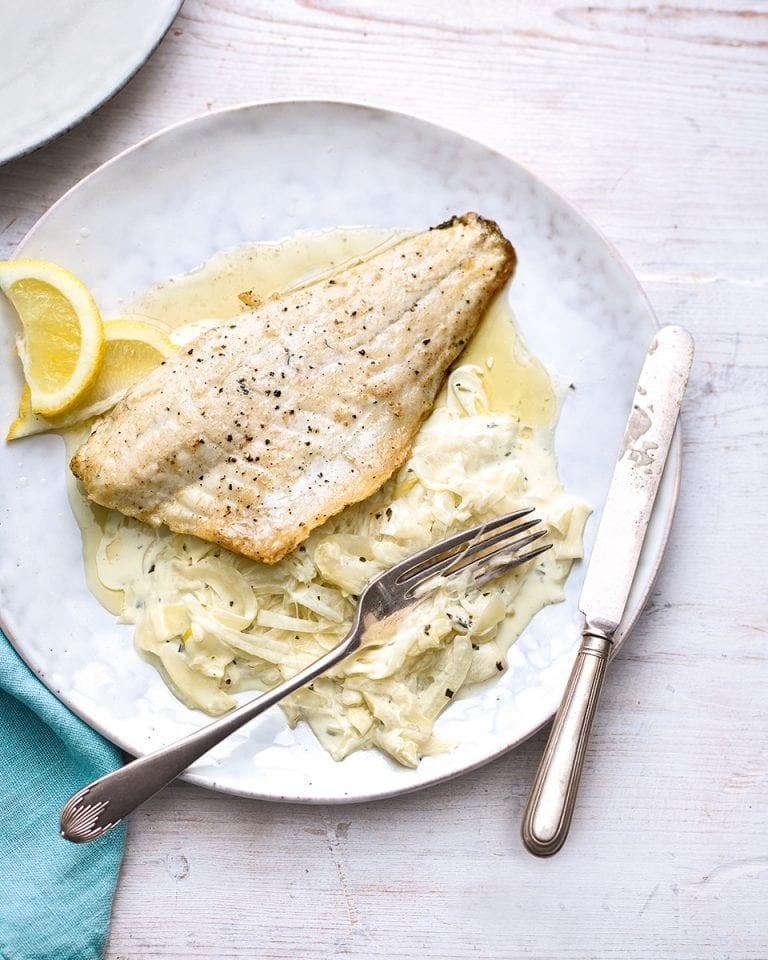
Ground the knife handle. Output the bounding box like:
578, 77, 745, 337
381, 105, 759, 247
521, 626, 613, 856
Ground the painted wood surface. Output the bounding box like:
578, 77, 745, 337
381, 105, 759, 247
1, 2, 766, 957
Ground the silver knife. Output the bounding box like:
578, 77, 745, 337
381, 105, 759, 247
521, 324, 694, 856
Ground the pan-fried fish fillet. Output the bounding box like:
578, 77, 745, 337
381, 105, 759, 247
71, 213, 516, 563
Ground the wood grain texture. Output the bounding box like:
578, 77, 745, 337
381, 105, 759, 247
1, 2, 766, 957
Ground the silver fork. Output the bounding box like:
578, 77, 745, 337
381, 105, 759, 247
60, 507, 551, 842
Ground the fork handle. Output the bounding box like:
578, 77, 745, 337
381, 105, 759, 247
521, 625, 613, 856
60, 639, 354, 843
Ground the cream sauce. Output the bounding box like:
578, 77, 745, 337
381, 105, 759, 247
64, 430, 125, 614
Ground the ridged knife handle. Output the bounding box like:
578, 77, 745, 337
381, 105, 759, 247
521, 626, 613, 856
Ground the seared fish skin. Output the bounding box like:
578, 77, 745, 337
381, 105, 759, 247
71, 213, 516, 563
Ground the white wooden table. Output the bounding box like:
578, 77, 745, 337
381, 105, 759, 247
2, 2, 766, 956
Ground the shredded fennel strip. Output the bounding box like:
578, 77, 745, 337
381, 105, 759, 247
95, 365, 589, 768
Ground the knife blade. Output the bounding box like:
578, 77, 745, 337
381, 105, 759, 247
579, 324, 695, 634
521, 324, 694, 857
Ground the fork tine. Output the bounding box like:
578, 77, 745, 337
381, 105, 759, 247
466, 542, 553, 591
409, 529, 550, 598
388, 507, 536, 585
397, 516, 543, 586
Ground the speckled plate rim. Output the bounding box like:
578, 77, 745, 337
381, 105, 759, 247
0, 100, 681, 804
0, 0, 182, 166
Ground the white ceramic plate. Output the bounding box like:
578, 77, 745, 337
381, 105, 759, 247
0, 102, 679, 803
0, 0, 181, 165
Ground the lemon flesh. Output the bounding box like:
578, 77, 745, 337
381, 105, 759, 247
73, 319, 175, 417
7, 319, 176, 439
0, 260, 105, 417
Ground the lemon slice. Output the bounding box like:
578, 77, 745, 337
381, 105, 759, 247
0, 259, 105, 417
7, 319, 176, 439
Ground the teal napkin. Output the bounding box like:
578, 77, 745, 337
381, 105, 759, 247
0, 629, 125, 960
